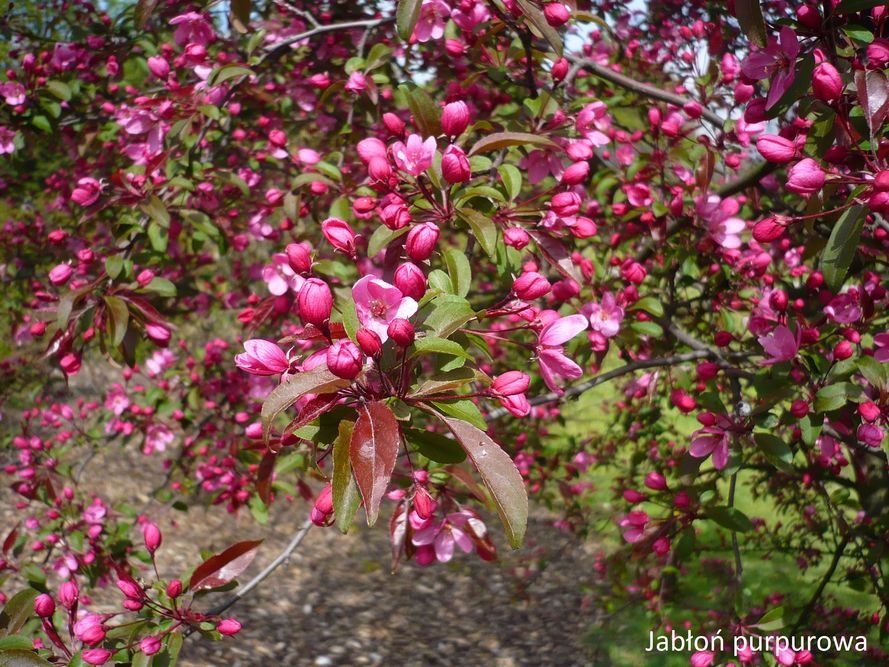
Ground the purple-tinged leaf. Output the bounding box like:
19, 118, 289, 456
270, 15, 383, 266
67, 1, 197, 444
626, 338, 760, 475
856, 69, 889, 138
349, 402, 400, 527
188, 540, 263, 592
261, 367, 350, 444
528, 230, 583, 284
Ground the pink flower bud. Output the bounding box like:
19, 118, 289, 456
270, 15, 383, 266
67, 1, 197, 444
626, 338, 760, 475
543, 2, 570, 26
492, 371, 531, 396
367, 157, 391, 181
752, 216, 787, 243
812, 62, 842, 102
797, 4, 821, 29
834, 339, 854, 360
394, 262, 427, 300
551, 57, 569, 82
60, 352, 81, 376
756, 134, 796, 163
166, 579, 182, 598
34, 593, 55, 618
413, 486, 436, 519
216, 619, 242, 636
145, 323, 171, 347
406, 222, 439, 261
311, 484, 334, 526
357, 138, 388, 164
623, 489, 645, 504
235, 339, 289, 376
860, 401, 881, 422
387, 318, 415, 347
380, 203, 411, 230
140, 635, 162, 656
82, 649, 113, 666
561, 161, 589, 185
143, 521, 162, 553
875, 170, 889, 190
382, 112, 405, 136
504, 227, 530, 250
117, 578, 142, 599
136, 269, 155, 287
321, 218, 357, 255
550, 191, 581, 217
858, 423, 884, 448
356, 328, 383, 356
513, 271, 551, 299
298, 278, 333, 327
49, 263, 74, 286
866, 39, 889, 69
445, 38, 465, 57
71, 177, 102, 206
620, 258, 646, 284
441, 144, 471, 183
285, 242, 312, 273
786, 158, 825, 196
147, 56, 170, 79
644, 472, 667, 491
790, 400, 809, 418
670, 389, 696, 413
441, 101, 470, 137
326, 340, 363, 379
769, 289, 789, 312
59, 581, 78, 609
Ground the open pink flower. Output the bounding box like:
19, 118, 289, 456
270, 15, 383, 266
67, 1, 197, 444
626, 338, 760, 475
235, 339, 290, 376
262, 253, 304, 295
535, 314, 588, 393
875, 332, 889, 362
391, 134, 436, 176
757, 325, 801, 365
352, 276, 418, 342
414, 0, 450, 42
741, 26, 799, 108
412, 510, 488, 564
583, 292, 624, 338
689, 417, 732, 470
576, 101, 611, 146
169, 12, 215, 47
824, 293, 861, 324
619, 510, 649, 543
696, 194, 747, 249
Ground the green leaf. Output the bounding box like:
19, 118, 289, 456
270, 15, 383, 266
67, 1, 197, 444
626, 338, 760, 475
103, 296, 129, 348
364, 43, 392, 71
261, 367, 350, 443
147, 222, 168, 253
341, 299, 360, 341
400, 85, 441, 137
821, 205, 866, 292
105, 255, 123, 280
143, 277, 176, 298
443, 247, 471, 298
427, 269, 453, 295
45, 80, 71, 101
404, 428, 466, 464
630, 296, 664, 318
753, 606, 786, 632
468, 132, 559, 156
436, 415, 528, 548
842, 24, 874, 44
706, 506, 754, 533
799, 415, 822, 447
396, 0, 423, 41
412, 336, 472, 361
754, 433, 794, 472
0, 650, 54, 667
630, 320, 664, 338
514, 0, 564, 56
431, 399, 486, 430
0, 588, 38, 638
498, 164, 522, 200
410, 367, 477, 398
424, 295, 475, 337
140, 195, 170, 228
367, 225, 408, 258
734, 0, 767, 47
814, 382, 852, 413
332, 420, 361, 533
458, 209, 498, 257
858, 355, 887, 390
0, 639, 33, 652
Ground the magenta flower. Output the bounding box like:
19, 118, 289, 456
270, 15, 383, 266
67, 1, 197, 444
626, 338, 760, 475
535, 313, 588, 393
412, 510, 486, 564
689, 417, 732, 470
582, 293, 624, 338
0, 126, 16, 154
352, 275, 418, 342
696, 194, 747, 249
235, 339, 290, 376
576, 101, 611, 146
757, 325, 801, 365
262, 253, 304, 296
169, 12, 215, 47
875, 332, 889, 363
414, 0, 450, 42
519, 149, 564, 184
391, 134, 436, 176
824, 293, 862, 324
741, 26, 800, 108
619, 510, 649, 543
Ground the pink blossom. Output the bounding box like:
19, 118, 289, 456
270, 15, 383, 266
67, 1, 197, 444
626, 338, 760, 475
169, 12, 215, 47
519, 149, 564, 184
757, 325, 801, 365
451, 2, 490, 30
262, 253, 304, 296
689, 416, 732, 470
414, 0, 450, 42
786, 158, 825, 195
71, 177, 103, 206
824, 293, 862, 324
412, 510, 486, 564
345, 71, 367, 93
874, 332, 889, 362
352, 276, 418, 342
391, 134, 436, 176
0, 126, 15, 154
235, 339, 290, 376
582, 292, 624, 338
144, 423, 173, 455
576, 101, 611, 146
1, 82, 26, 105
696, 194, 747, 249
619, 510, 649, 542
535, 314, 588, 393
741, 26, 800, 108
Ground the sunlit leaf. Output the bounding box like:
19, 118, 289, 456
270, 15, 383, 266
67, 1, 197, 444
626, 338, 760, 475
349, 402, 400, 526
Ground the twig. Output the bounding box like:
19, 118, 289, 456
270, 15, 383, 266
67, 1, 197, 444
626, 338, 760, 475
565, 57, 724, 128
791, 532, 851, 634
185, 515, 314, 636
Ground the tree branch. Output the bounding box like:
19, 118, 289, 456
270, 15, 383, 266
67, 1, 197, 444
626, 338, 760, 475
791, 532, 850, 634
565, 57, 724, 128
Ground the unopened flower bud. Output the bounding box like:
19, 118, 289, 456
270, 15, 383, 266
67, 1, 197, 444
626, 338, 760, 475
380, 203, 411, 230
413, 486, 436, 520
140, 635, 162, 656
492, 371, 530, 396
382, 112, 405, 136
321, 217, 357, 255
550, 191, 581, 217
311, 484, 334, 526
513, 271, 551, 299
790, 400, 809, 418
812, 62, 843, 103
441, 101, 470, 137
441, 145, 471, 183
756, 134, 796, 163
387, 318, 415, 347
143, 521, 162, 553
59, 581, 78, 609
543, 2, 570, 26
34, 593, 55, 618
504, 227, 530, 249
166, 579, 182, 598
367, 157, 391, 181
752, 216, 787, 243
326, 340, 363, 379
551, 57, 569, 82
561, 161, 589, 185
786, 158, 825, 196
860, 401, 881, 422
406, 222, 439, 261
285, 242, 312, 273
49, 263, 74, 286
297, 278, 333, 327
644, 472, 667, 491
356, 328, 383, 356
394, 262, 427, 300
217, 619, 242, 636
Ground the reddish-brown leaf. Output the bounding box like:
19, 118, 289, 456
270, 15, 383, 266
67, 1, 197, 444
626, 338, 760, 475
349, 401, 400, 527
256, 451, 277, 505
279, 393, 341, 444
187, 539, 263, 592
528, 230, 583, 285
2, 524, 19, 554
